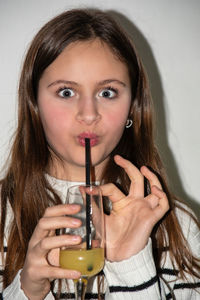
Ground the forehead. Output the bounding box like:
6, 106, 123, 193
41, 38, 130, 83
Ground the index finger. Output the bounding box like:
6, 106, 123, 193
44, 204, 81, 217
29, 205, 81, 248
114, 155, 144, 198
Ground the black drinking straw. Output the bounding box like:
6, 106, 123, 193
85, 138, 92, 250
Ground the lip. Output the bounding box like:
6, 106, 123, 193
78, 132, 99, 147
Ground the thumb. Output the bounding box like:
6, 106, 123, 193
47, 248, 60, 267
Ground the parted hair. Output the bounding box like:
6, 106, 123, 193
0, 8, 200, 291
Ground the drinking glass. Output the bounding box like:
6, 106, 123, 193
59, 185, 105, 300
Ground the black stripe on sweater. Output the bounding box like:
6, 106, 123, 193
166, 293, 173, 299
174, 281, 200, 290
0, 293, 2, 300
166, 282, 200, 299
158, 268, 179, 276
109, 275, 158, 293
53, 293, 103, 299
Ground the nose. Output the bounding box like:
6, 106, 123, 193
76, 97, 101, 125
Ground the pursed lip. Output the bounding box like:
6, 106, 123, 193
78, 132, 99, 147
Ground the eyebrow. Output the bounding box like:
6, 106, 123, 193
98, 79, 126, 87
47, 80, 78, 88
47, 79, 126, 88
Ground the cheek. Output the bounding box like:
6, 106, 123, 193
104, 100, 131, 143
106, 109, 129, 131
39, 106, 71, 151
103, 115, 126, 147
40, 105, 70, 133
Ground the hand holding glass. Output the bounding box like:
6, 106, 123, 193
59, 185, 105, 299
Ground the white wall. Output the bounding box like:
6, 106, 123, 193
0, 0, 200, 217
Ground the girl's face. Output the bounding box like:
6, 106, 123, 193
38, 39, 132, 181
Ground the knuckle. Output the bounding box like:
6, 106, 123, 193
165, 200, 170, 210
108, 183, 116, 189
46, 267, 54, 278
160, 190, 166, 197
152, 173, 159, 182
40, 238, 48, 251
103, 183, 116, 192
161, 196, 169, 210
24, 264, 37, 280
38, 217, 47, 229
126, 161, 136, 173
44, 206, 52, 216
149, 172, 158, 183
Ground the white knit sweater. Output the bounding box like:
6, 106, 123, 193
1, 177, 200, 299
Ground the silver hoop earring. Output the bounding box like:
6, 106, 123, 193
126, 119, 133, 128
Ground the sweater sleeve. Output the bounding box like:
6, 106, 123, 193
103, 207, 200, 300
158, 206, 200, 299
2, 270, 55, 300
103, 238, 163, 299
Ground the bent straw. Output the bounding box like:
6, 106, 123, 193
85, 138, 92, 250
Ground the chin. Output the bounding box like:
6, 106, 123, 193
92, 155, 110, 169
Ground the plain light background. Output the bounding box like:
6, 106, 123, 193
0, 0, 200, 217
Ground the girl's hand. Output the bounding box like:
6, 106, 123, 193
20, 204, 81, 300
101, 155, 169, 262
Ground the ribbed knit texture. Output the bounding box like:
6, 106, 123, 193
1, 176, 200, 299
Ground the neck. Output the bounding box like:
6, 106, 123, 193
47, 154, 110, 182
47, 164, 85, 182
47, 161, 106, 182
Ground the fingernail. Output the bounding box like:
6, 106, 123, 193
72, 219, 80, 225
70, 204, 80, 210
70, 271, 81, 277
72, 236, 80, 241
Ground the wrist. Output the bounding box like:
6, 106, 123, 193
106, 239, 149, 262
20, 272, 50, 300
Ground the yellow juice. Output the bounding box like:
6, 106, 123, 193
60, 248, 104, 277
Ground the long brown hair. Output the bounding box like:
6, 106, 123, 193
1, 8, 200, 291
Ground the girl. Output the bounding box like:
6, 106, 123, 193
1, 8, 200, 300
